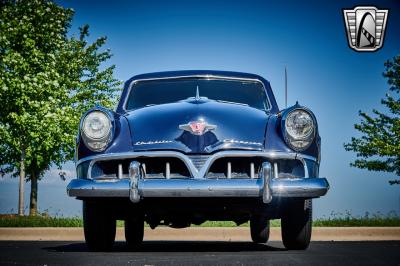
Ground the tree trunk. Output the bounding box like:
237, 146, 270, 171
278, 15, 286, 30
29, 171, 38, 216
18, 148, 26, 216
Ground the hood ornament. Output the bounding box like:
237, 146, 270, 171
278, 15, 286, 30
195, 86, 200, 101
179, 119, 217, 136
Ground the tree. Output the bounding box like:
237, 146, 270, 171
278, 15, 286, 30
0, 0, 121, 215
344, 55, 400, 185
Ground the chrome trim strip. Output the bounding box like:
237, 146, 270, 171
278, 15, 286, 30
67, 177, 329, 199
122, 75, 273, 112
77, 151, 317, 180
204, 142, 263, 153
296, 153, 318, 162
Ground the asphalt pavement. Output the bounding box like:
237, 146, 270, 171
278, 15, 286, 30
0, 240, 399, 265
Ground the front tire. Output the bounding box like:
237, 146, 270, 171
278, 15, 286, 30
125, 216, 144, 249
83, 201, 116, 252
250, 216, 270, 243
281, 199, 312, 250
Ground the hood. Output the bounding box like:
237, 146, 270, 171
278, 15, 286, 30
125, 99, 270, 154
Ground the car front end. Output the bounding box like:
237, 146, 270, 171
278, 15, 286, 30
67, 70, 329, 251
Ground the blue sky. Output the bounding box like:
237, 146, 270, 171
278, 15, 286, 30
1, 0, 399, 218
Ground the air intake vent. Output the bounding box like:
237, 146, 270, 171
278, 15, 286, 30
188, 155, 210, 170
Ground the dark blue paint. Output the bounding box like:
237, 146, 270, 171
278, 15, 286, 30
77, 71, 320, 161
125, 98, 269, 154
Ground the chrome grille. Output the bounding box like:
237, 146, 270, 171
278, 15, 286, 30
188, 155, 210, 170
88, 153, 305, 180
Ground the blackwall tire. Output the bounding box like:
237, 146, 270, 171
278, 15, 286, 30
250, 216, 270, 243
125, 217, 144, 249
281, 199, 312, 250
83, 201, 116, 252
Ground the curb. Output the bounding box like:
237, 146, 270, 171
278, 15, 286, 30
0, 227, 400, 241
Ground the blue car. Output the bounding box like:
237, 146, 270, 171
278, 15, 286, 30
67, 70, 329, 251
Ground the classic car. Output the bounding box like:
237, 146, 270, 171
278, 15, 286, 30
67, 70, 329, 251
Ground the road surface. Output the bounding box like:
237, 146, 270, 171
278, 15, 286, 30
0, 240, 399, 265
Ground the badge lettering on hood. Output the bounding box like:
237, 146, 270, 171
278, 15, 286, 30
179, 119, 217, 136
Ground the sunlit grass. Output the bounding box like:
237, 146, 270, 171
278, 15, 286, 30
0, 214, 83, 227
313, 211, 400, 227
1, 211, 399, 227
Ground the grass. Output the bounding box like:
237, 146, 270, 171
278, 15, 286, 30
0, 214, 83, 227
313, 211, 400, 227
1, 212, 399, 227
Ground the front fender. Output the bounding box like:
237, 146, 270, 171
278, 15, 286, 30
76, 107, 133, 161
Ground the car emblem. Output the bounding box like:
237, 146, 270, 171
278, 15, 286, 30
343, 6, 389, 52
179, 120, 217, 135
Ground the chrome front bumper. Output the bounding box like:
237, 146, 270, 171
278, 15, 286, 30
67, 161, 329, 203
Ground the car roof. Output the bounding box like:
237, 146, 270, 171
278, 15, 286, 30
127, 70, 269, 82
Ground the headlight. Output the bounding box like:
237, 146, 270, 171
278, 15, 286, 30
81, 111, 112, 151
283, 109, 316, 151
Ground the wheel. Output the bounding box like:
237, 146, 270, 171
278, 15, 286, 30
281, 199, 312, 250
125, 216, 144, 249
83, 201, 116, 251
250, 216, 270, 243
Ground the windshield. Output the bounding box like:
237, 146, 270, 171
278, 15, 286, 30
125, 78, 269, 110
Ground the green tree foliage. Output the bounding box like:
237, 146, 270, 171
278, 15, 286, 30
344, 55, 400, 185
0, 0, 121, 215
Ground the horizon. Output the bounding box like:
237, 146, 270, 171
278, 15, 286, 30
1, 0, 400, 218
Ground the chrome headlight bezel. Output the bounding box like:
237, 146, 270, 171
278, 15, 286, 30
80, 108, 114, 152
281, 107, 317, 152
